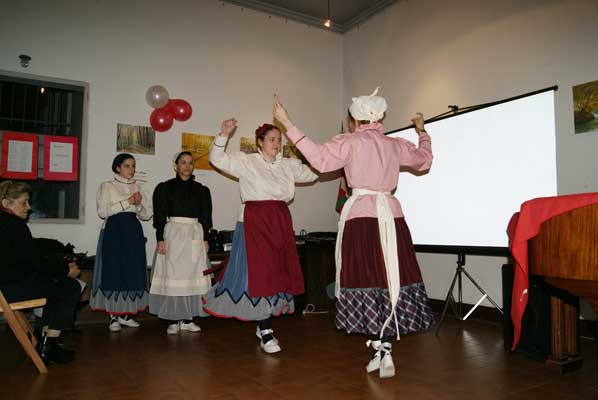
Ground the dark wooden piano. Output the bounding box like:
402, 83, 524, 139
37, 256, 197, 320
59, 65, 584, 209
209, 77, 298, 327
528, 203, 598, 372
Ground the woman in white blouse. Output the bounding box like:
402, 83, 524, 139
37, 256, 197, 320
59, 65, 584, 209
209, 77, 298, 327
203, 118, 317, 353
90, 154, 152, 332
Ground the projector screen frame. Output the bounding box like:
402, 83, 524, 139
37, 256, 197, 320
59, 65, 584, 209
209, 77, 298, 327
386, 85, 558, 136
414, 244, 510, 257
387, 85, 558, 256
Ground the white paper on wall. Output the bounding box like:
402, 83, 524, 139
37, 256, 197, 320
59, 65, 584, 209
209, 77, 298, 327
49, 142, 74, 173
7, 140, 33, 172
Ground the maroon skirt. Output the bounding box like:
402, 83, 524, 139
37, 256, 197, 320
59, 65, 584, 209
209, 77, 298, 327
336, 217, 435, 336
244, 200, 305, 297
340, 217, 424, 288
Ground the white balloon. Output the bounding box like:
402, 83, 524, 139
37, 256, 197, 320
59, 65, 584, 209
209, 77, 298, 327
145, 85, 170, 109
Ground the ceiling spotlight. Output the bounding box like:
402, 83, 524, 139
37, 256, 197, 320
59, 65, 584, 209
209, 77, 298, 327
324, 0, 332, 28
40, 87, 45, 94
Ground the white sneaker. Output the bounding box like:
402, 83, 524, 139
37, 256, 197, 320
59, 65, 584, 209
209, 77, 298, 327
117, 316, 140, 328
256, 327, 281, 354
166, 323, 180, 335
365, 340, 382, 373
180, 321, 201, 332
379, 343, 395, 379
109, 319, 122, 332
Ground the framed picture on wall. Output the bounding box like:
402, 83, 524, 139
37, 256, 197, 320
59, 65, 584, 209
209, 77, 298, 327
573, 79, 598, 134
181, 132, 215, 170
0, 131, 39, 180
117, 123, 156, 155
240, 137, 258, 154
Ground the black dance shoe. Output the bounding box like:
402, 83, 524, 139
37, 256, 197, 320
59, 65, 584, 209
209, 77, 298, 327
37, 337, 75, 364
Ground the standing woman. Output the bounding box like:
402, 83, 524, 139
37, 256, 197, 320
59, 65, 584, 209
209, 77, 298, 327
91, 153, 152, 331
202, 118, 317, 354
149, 152, 213, 335
274, 90, 435, 378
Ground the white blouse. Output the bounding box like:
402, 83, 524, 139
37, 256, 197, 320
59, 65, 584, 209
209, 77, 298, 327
96, 174, 152, 222
210, 135, 318, 221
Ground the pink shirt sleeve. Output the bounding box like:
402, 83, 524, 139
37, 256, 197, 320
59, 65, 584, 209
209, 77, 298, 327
397, 132, 433, 171
286, 126, 352, 173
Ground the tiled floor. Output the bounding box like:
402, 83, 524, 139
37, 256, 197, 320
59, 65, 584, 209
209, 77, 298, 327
1, 312, 597, 399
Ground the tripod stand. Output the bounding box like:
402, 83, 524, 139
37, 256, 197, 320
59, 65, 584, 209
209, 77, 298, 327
435, 253, 503, 335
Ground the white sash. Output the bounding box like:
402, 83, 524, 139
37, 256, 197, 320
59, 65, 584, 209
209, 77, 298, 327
335, 188, 401, 340
169, 217, 198, 224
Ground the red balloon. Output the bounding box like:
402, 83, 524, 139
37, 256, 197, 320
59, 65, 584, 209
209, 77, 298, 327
150, 106, 174, 132
169, 99, 192, 122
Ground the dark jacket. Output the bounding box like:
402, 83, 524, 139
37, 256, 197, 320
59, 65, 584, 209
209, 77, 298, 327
0, 209, 68, 285
152, 176, 213, 241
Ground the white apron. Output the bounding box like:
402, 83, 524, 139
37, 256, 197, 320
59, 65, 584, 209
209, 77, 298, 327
335, 188, 401, 340
150, 217, 211, 296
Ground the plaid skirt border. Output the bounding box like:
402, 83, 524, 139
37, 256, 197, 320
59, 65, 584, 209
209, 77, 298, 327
335, 283, 435, 336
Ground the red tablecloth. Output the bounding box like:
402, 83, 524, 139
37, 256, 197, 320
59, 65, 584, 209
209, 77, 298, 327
507, 192, 598, 350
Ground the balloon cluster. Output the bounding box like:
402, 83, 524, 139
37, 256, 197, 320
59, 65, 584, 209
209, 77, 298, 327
145, 85, 192, 132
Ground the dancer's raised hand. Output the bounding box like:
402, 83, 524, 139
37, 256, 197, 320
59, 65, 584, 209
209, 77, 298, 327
220, 118, 238, 138
273, 95, 293, 129
410, 113, 425, 134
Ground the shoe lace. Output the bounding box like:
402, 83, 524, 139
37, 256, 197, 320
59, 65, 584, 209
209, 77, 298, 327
366, 340, 381, 350
381, 342, 392, 356
366, 340, 382, 360
259, 328, 274, 336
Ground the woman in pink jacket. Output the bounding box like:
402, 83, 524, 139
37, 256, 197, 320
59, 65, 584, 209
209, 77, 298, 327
274, 89, 435, 378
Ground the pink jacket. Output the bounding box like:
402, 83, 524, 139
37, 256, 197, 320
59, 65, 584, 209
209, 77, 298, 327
286, 122, 432, 220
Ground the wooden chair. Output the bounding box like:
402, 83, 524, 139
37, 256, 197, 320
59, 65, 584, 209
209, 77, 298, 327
0, 290, 48, 373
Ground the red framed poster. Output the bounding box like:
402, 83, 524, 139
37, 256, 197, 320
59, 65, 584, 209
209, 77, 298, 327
43, 136, 79, 181
0, 131, 39, 180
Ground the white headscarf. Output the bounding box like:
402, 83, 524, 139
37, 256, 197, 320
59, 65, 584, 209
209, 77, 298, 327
349, 87, 387, 123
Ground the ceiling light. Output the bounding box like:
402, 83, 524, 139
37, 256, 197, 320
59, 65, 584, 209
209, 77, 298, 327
324, 0, 332, 28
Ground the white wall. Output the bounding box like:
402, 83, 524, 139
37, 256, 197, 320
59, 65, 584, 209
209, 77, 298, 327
343, 0, 598, 306
0, 0, 343, 257
3, 0, 596, 309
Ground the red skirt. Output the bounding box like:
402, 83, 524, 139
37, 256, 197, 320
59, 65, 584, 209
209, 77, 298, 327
244, 201, 305, 297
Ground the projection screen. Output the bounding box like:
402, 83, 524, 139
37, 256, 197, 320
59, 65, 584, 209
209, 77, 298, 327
388, 89, 557, 248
